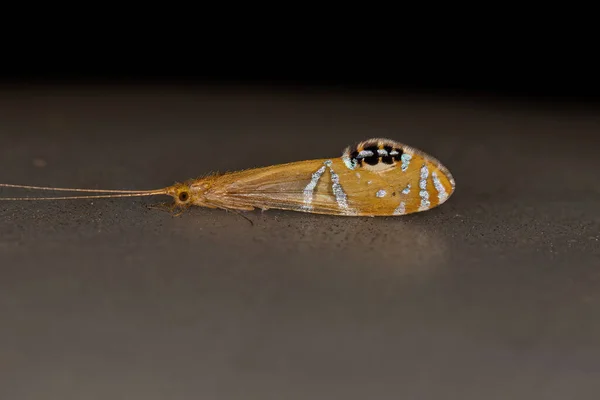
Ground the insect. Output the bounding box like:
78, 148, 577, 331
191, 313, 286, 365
0, 138, 455, 217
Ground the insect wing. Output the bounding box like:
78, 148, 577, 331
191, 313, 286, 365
203, 138, 455, 216
334, 138, 455, 216
203, 159, 341, 213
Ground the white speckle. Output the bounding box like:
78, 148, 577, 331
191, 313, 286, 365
376, 189, 386, 198
393, 201, 406, 215
401, 184, 411, 194
420, 164, 429, 180
401, 153, 412, 172
355, 172, 361, 179
327, 162, 350, 211
342, 154, 356, 170
418, 164, 430, 211
302, 165, 327, 211
367, 181, 372, 185
390, 150, 399, 156
418, 199, 431, 211
432, 171, 448, 202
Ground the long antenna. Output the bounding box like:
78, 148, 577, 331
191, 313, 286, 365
0, 183, 158, 194
0, 191, 168, 201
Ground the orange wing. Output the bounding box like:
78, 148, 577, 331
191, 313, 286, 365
203, 138, 455, 216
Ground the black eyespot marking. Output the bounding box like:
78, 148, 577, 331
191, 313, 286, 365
350, 149, 363, 166
364, 156, 379, 165
179, 192, 189, 202
393, 147, 404, 162
361, 145, 380, 165
346, 140, 405, 169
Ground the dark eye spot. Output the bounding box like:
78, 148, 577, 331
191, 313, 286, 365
393, 148, 404, 162
364, 156, 379, 165
350, 149, 363, 166
362, 145, 381, 165
179, 192, 189, 202
382, 156, 394, 164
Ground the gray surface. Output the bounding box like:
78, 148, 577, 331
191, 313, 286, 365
1, 86, 599, 399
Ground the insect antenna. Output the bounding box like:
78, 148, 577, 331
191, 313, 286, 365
0, 192, 168, 201
0, 183, 160, 194
0, 183, 169, 201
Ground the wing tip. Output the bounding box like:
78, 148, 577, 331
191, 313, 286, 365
342, 137, 456, 198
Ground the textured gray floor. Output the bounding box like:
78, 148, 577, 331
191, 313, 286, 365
1, 86, 599, 399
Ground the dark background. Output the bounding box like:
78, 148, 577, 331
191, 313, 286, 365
1, 43, 600, 400
5, 68, 600, 100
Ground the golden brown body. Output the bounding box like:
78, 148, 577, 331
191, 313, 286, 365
171, 138, 456, 216
1, 138, 454, 217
